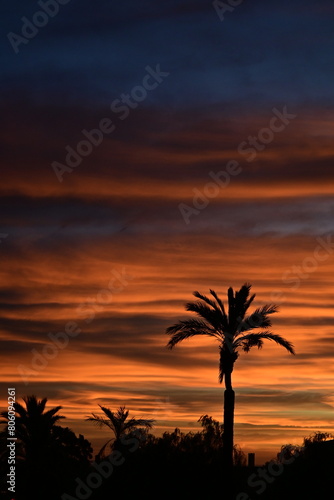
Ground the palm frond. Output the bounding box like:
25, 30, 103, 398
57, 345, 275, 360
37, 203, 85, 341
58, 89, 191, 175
209, 289, 228, 321
12, 402, 27, 419
240, 336, 264, 352
185, 301, 224, 332
237, 304, 279, 333
193, 291, 219, 310
235, 283, 252, 312
244, 293, 256, 312
38, 397, 48, 414
85, 413, 113, 430
85, 413, 104, 424
227, 287, 236, 329
234, 332, 295, 355
166, 318, 215, 335
166, 318, 221, 348
100, 405, 123, 424
23, 395, 47, 414
234, 284, 257, 325
123, 418, 155, 431
167, 330, 219, 349
44, 406, 65, 421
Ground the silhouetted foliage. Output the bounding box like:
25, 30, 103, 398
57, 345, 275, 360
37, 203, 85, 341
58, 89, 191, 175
86, 405, 155, 459
105, 414, 246, 497
2, 394, 333, 500
0, 395, 92, 500
145, 414, 246, 465
231, 432, 334, 500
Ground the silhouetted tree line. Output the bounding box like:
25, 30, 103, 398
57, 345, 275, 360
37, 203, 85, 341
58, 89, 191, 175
0, 396, 245, 499
239, 432, 334, 500
1, 396, 334, 499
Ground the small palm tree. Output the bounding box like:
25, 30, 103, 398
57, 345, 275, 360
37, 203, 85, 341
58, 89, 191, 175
166, 283, 295, 468
0, 395, 67, 499
0, 395, 64, 462
86, 405, 155, 458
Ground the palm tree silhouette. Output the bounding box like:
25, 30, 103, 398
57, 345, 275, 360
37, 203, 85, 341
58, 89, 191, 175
0, 395, 67, 499
166, 283, 295, 469
86, 405, 155, 459
0, 394, 64, 462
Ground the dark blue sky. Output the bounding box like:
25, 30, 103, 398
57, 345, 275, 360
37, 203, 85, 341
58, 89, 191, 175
2, 0, 334, 110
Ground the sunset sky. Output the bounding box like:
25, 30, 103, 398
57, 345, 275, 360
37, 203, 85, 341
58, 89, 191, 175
1, 0, 334, 464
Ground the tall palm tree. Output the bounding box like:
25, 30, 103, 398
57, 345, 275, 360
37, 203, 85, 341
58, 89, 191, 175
86, 405, 155, 458
166, 283, 295, 469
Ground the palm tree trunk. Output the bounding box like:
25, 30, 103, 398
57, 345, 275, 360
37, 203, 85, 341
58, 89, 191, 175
223, 370, 235, 470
